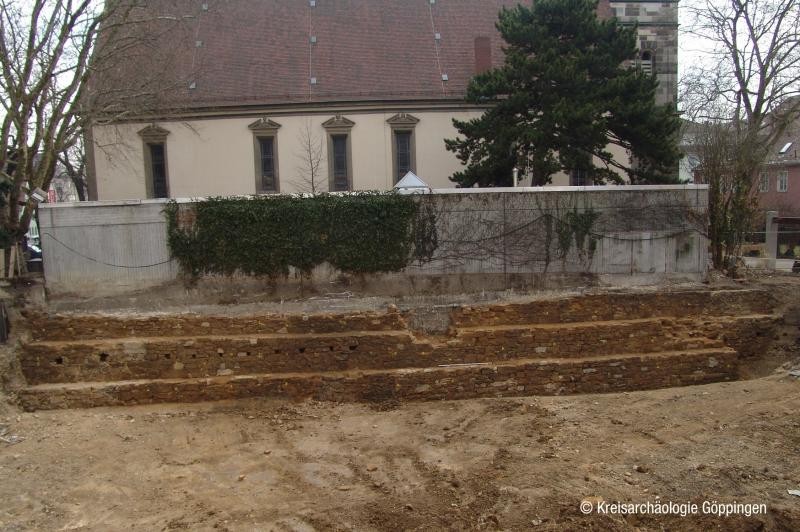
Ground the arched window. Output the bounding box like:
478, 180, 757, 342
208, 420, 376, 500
137, 125, 170, 198
640, 50, 654, 75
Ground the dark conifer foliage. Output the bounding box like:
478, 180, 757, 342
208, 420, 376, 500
446, 0, 680, 187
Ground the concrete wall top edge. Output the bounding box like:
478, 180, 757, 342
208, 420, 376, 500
41, 185, 709, 209
428, 185, 708, 194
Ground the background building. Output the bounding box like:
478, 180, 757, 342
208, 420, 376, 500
87, 0, 679, 200
758, 129, 799, 216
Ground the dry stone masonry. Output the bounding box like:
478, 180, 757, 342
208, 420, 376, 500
17, 289, 779, 410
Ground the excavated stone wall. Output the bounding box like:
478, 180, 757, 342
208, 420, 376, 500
22, 320, 726, 385
22, 309, 406, 342
449, 289, 776, 327
15, 288, 780, 410
20, 349, 737, 410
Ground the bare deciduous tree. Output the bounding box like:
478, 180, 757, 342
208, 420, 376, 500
293, 120, 326, 194
0, 0, 196, 274
682, 114, 760, 272
681, 0, 800, 272
58, 134, 87, 201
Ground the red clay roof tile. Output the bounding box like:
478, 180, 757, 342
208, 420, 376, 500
98, 0, 614, 109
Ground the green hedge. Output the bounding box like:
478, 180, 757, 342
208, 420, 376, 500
165, 192, 435, 278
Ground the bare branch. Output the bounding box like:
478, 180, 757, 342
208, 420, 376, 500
0, 0, 201, 275
293, 120, 327, 194
680, 0, 800, 274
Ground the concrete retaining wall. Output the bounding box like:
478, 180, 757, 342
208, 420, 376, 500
39, 185, 709, 297
38, 199, 180, 296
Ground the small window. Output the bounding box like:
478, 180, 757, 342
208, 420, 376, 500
386, 113, 419, 184
570, 168, 590, 186
395, 131, 412, 182
779, 142, 793, 155
258, 137, 277, 192
778, 171, 788, 192
640, 50, 654, 75
148, 143, 168, 198
759, 173, 769, 193
332, 135, 349, 191
322, 114, 355, 191
248, 117, 282, 193
138, 125, 170, 199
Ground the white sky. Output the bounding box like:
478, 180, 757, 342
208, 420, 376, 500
678, 1, 716, 84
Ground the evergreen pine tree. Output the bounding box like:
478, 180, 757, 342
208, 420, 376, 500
445, 0, 680, 187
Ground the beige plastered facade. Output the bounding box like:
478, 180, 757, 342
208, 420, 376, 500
92, 108, 482, 199
91, 106, 636, 199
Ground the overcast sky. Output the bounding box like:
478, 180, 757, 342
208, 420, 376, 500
678, 1, 716, 89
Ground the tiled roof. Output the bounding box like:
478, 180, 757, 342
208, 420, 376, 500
773, 137, 799, 164
766, 100, 800, 164
97, 0, 613, 110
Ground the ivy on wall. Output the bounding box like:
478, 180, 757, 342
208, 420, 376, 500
410, 195, 438, 264
165, 193, 435, 278
563, 208, 600, 262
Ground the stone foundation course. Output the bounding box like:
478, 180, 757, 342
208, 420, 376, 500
16, 289, 779, 410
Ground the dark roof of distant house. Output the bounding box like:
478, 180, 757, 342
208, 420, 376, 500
95, 0, 613, 111
774, 136, 799, 164
773, 102, 800, 163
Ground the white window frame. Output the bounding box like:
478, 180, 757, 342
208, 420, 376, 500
758, 173, 769, 193
777, 170, 788, 193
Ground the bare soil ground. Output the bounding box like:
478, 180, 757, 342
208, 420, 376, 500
0, 374, 799, 531
0, 275, 799, 531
